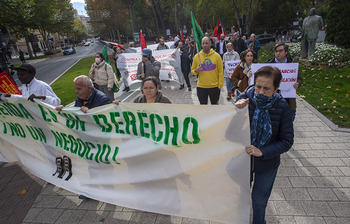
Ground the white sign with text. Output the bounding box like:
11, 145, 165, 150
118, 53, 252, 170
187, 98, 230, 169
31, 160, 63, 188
251, 63, 299, 98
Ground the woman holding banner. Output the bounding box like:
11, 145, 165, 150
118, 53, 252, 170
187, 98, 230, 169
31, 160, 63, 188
222, 43, 240, 100
113, 76, 171, 104
231, 49, 255, 97
235, 66, 293, 224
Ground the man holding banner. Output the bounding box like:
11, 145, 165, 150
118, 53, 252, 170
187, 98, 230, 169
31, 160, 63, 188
191, 37, 224, 105
267, 43, 303, 121
1, 64, 61, 106
136, 48, 162, 89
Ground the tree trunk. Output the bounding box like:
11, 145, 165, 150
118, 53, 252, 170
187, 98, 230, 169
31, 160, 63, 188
117, 28, 121, 43
24, 32, 33, 58
154, 0, 165, 34
246, 0, 255, 34
232, 0, 241, 33
151, 0, 160, 36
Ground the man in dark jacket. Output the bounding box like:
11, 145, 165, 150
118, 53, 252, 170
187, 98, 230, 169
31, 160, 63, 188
55, 75, 111, 113
267, 43, 303, 121
231, 32, 247, 55
178, 41, 191, 91
215, 34, 227, 58
235, 66, 294, 224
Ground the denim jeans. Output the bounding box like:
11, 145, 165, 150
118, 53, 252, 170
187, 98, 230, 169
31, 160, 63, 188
252, 168, 278, 224
225, 77, 234, 93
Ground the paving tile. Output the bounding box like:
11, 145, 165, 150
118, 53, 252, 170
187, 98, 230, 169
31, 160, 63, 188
295, 167, 321, 177
155, 214, 183, 224
316, 131, 336, 137
300, 158, 325, 167
326, 143, 349, 150
323, 150, 348, 158
300, 201, 335, 216
104, 211, 133, 224
56, 195, 83, 209
77, 199, 104, 210
341, 158, 350, 166
274, 177, 292, 187
304, 150, 329, 158
294, 138, 315, 144
289, 177, 316, 187
308, 143, 330, 150
344, 150, 350, 157
32, 208, 64, 223
282, 188, 312, 200
281, 159, 304, 167
129, 212, 158, 223
307, 188, 338, 201
320, 158, 346, 166
302, 126, 320, 132
316, 167, 344, 176
286, 150, 308, 159
35, 195, 65, 208
311, 137, 333, 143
335, 177, 350, 187
338, 167, 350, 176
328, 202, 350, 216
332, 188, 350, 201
122, 207, 145, 212
324, 217, 350, 224
181, 217, 211, 224
39, 183, 62, 195
269, 188, 285, 200
294, 216, 326, 224
292, 144, 312, 151
22, 207, 43, 222
273, 201, 306, 215
55, 209, 86, 224
99, 202, 124, 212
300, 131, 319, 137
58, 188, 78, 196
312, 177, 342, 187
277, 167, 298, 176
265, 216, 296, 224
78, 210, 110, 224
329, 137, 350, 143
306, 121, 326, 127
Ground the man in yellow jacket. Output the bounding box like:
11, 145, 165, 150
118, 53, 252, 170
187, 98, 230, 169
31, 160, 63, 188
192, 37, 224, 105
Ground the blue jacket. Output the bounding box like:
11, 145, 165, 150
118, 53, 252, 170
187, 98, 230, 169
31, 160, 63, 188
237, 85, 294, 172
74, 88, 112, 109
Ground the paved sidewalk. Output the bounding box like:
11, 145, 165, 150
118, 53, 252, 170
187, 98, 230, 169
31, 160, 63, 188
1, 74, 350, 224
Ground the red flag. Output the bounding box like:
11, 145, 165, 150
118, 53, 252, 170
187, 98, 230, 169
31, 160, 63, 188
218, 26, 226, 38
0, 72, 21, 95
140, 31, 147, 50
213, 20, 221, 37
196, 19, 201, 29
180, 30, 185, 41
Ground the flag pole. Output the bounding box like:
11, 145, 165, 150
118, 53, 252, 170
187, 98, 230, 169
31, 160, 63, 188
195, 43, 201, 65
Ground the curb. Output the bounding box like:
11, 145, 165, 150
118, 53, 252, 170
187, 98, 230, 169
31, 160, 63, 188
297, 95, 350, 133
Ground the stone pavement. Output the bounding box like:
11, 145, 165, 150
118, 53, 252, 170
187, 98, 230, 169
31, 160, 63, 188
1, 74, 350, 224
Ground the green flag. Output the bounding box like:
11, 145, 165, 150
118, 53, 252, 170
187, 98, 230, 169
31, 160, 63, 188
191, 12, 204, 52
101, 45, 111, 65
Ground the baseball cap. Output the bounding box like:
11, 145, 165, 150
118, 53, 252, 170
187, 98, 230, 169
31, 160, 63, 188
141, 48, 152, 56
13, 64, 36, 74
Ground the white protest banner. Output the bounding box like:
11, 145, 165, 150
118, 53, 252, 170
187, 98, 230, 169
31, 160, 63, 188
225, 60, 241, 77
117, 48, 182, 86
251, 63, 299, 98
0, 98, 251, 224
132, 42, 174, 53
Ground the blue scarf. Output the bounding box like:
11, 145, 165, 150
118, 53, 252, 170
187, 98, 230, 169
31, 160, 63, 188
251, 92, 278, 148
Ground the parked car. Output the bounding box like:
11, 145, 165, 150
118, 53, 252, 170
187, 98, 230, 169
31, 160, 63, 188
256, 34, 276, 46
84, 42, 91, 46
62, 46, 76, 55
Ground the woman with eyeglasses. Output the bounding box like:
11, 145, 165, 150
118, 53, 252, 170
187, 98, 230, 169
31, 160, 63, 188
113, 76, 171, 104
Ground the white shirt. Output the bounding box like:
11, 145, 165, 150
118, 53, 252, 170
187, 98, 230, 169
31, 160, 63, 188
220, 41, 224, 54
11, 78, 61, 106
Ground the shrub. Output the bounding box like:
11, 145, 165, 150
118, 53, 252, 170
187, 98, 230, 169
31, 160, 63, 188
263, 42, 276, 53
44, 49, 62, 55
325, 0, 350, 49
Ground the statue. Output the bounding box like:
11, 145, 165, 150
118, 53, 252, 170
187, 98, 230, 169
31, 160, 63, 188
300, 8, 323, 59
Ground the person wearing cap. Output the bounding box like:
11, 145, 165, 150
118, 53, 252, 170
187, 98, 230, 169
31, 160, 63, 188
136, 48, 161, 89
1, 64, 61, 106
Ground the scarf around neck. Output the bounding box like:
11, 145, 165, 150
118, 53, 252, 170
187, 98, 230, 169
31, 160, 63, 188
250, 91, 278, 149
